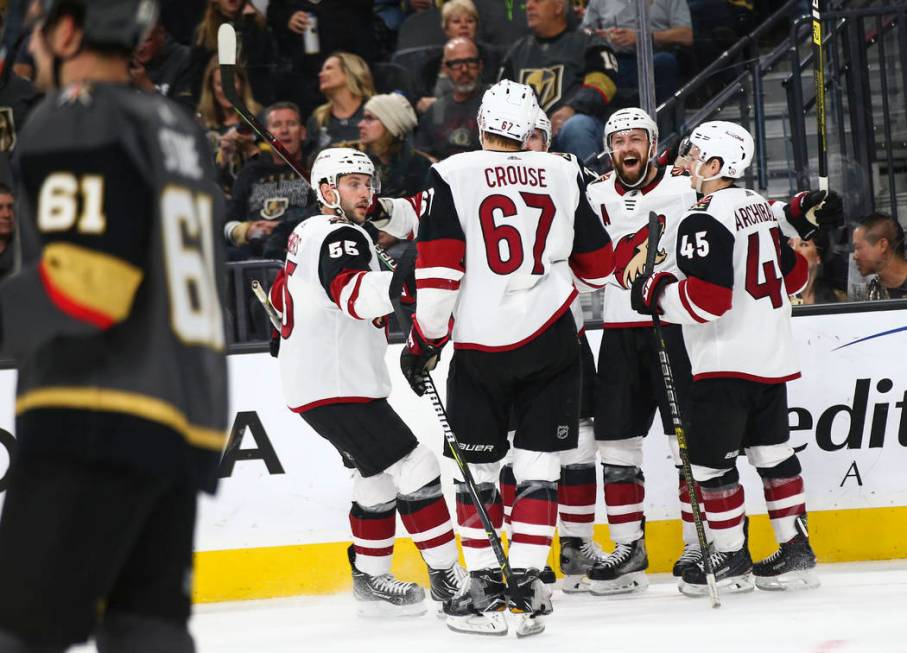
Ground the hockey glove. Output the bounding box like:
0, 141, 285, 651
389, 243, 417, 301
400, 324, 448, 396
269, 328, 281, 358
784, 190, 844, 240
631, 271, 677, 315
365, 197, 395, 230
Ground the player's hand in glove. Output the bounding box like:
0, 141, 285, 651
400, 323, 448, 395
784, 190, 844, 240
631, 271, 677, 315
365, 197, 394, 230
389, 243, 417, 301
269, 328, 281, 358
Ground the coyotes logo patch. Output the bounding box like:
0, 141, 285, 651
692, 194, 713, 211
519, 65, 565, 112
613, 214, 667, 289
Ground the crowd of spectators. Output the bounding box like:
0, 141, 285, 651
0, 0, 900, 312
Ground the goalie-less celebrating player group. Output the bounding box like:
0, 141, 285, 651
0, 0, 846, 647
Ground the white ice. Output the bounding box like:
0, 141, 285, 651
73, 559, 907, 652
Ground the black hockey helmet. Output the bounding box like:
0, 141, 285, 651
40, 0, 159, 53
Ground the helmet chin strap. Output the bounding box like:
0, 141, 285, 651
692, 159, 722, 194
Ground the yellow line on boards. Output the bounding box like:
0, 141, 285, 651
193, 505, 907, 603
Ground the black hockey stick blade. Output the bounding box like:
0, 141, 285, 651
644, 211, 661, 276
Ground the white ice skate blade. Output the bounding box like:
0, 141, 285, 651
588, 571, 649, 596
446, 611, 508, 636
513, 613, 545, 638
561, 574, 591, 594
356, 599, 427, 618
755, 568, 820, 591
679, 573, 754, 597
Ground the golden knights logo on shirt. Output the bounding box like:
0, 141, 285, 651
260, 197, 289, 219
0, 107, 15, 152
519, 65, 565, 112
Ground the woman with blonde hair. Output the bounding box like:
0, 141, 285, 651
197, 54, 262, 196
304, 52, 376, 159
189, 0, 276, 107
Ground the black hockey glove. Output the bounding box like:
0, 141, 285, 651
784, 190, 844, 240
269, 328, 280, 358
631, 271, 677, 315
400, 323, 448, 396
389, 242, 417, 301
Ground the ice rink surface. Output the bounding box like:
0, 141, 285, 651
161, 560, 907, 652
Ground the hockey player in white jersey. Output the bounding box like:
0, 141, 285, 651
398, 81, 614, 636
269, 148, 465, 616
631, 121, 820, 595
583, 109, 843, 595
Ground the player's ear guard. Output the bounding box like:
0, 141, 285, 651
631, 271, 677, 316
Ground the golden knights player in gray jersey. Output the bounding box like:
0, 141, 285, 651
0, 1, 227, 651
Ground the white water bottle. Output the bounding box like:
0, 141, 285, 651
303, 14, 320, 55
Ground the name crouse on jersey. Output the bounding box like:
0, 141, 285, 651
659, 187, 809, 382
271, 214, 395, 412
414, 149, 614, 350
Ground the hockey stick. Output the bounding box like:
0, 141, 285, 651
422, 372, 515, 588
811, 0, 828, 192
251, 280, 282, 331
644, 211, 721, 608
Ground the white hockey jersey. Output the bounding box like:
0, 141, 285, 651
413, 149, 614, 350
659, 186, 809, 382
270, 214, 395, 412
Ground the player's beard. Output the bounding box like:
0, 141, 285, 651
615, 152, 647, 187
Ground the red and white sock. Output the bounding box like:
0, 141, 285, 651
558, 464, 596, 539
603, 466, 645, 544
349, 501, 396, 577
398, 491, 458, 570
701, 483, 746, 553
678, 474, 709, 546
509, 481, 558, 570
763, 476, 806, 544
499, 464, 516, 539
456, 484, 503, 571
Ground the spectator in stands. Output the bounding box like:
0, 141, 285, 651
130, 21, 194, 112
190, 0, 276, 108
267, 1, 378, 119
581, 0, 693, 104
500, 0, 618, 165
225, 102, 317, 260
197, 55, 262, 196
304, 52, 376, 159
416, 37, 486, 161
788, 237, 841, 305
160, 0, 207, 46
474, 0, 531, 49
358, 93, 432, 198
852, 213, 907, 300
0, 183, 18, 281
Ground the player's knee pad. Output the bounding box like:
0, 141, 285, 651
512, 448, 560, 483
602, 463, 643, 484
692, 465, 739, 488
352, 470, 397, 509
387, 444, 441, 496
514, 479, 558, 503
397, 476, 443, 502
0, 627, 64, 653
559, 418, 596, 466
753, 454, 802, 480
451, 460, 500, 486
667, 434, 682, 468
597, 436, 644, 468
96, 612, 194, 653
745, 444, 797, 473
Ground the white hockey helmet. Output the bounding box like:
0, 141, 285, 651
477, 80, 540, 146
310, 147, 379, 212
680, 120, 754, 180
603, 108, 659, 188
535, 109, 552, 149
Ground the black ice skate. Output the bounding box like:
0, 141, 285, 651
672, 543, 704, 577
753, 517, 819, 591
586, 538, 649, 595
347, 545, 426, 617
679, 546, 754, 597
445, 569, 508, 636
428, 562, 469, 606
507, 568, 553, 638
559, 536, 608, 593
539, 565, 557, 584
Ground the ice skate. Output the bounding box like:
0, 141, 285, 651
559, 536, 608, 593
348, 545, 426, 617
539, 565, 557, 584
679, 546, 754, 596
754, 518, 819, 591
587, 538, 649, 595
672, 543, 704, 577
508, 568, 553, 638
428, 562, 469, 612
445, 569, 508, 636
